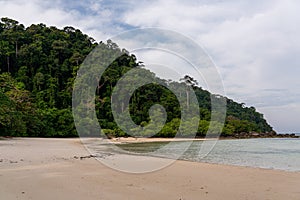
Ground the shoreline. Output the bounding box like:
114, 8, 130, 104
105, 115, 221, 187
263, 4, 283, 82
7, 136, 298, 172
1, 138, 299, 200
2, 134, 298, 144
109, 137, 211, 144
108, 136, 299, 144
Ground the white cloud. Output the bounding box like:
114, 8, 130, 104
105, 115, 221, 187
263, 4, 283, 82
0, 0, 124, 41
1, 0, 72, 27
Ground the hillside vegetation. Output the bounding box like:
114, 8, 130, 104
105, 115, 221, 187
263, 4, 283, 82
0, 18, 273, 137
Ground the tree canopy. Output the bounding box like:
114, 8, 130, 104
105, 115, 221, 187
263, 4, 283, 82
0, 18, 273, 137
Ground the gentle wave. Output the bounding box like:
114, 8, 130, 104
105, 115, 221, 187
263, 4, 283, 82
115, 138, 300, 172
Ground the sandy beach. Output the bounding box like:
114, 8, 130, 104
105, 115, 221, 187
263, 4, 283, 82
1, 138, 299, 200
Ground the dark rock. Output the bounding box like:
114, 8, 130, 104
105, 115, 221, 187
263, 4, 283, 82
251, 132, 260, 137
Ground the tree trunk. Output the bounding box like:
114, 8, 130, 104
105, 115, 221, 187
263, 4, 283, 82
186, 89, 189, 110
15, 41, 18, 59
7, 56, 10, 72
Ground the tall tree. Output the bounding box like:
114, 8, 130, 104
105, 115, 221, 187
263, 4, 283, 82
180, 75, 198, 109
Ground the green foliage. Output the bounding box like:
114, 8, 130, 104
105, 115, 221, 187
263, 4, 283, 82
0, 18, 95, 137
0, 73, 37, 136
0, 18, 274, 138
198, 120, 209, 136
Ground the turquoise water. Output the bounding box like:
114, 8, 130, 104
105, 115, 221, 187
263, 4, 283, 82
117, 138, 300, 172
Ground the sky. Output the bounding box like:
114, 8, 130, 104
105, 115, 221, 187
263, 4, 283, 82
1, 0, 300, 133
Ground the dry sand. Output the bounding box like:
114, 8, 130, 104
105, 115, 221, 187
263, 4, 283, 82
0, 138, 299, 200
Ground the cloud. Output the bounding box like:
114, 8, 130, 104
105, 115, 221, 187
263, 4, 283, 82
0, 0, 132, 41
0, 0, 73, 27
122, 1, 300, 100
259, 104, 300, 133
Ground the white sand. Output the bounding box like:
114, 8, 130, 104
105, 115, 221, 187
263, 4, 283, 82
0, 138, 299, 200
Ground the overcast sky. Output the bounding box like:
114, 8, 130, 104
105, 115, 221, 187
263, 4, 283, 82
1, 0, 300, 133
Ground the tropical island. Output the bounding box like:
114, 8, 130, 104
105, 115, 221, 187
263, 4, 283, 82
0, 18, 297, 139
0, 17, 299, 200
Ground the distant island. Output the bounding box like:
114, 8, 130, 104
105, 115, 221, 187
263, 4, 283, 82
0, 18, 297, 139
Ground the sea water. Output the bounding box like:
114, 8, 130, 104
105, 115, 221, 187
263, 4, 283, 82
116, 138, 300, 172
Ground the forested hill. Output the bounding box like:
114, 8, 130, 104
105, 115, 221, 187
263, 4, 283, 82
0, 18, 274, 138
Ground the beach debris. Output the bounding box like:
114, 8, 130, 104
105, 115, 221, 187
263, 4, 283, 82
80, 155, 95, 160
73, 155, 96, 160
73, 153, 114, 160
